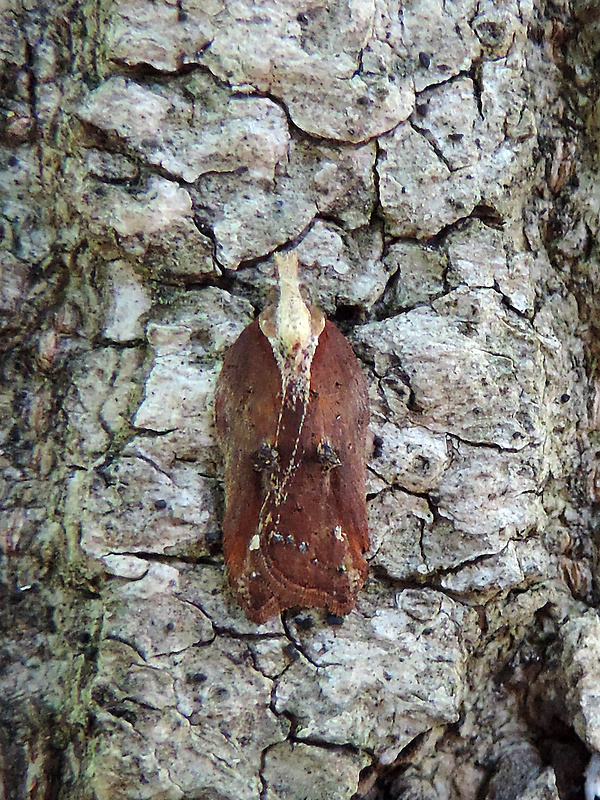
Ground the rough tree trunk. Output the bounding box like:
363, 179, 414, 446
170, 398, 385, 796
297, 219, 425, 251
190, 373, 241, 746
2, 0, 600, 798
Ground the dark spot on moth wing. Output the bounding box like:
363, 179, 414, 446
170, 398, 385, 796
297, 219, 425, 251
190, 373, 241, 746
317, 439, 342, 471
252, 441, 278, 472
326, 612, 345, 626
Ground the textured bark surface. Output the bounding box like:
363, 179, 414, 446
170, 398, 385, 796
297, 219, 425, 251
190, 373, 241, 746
2, 0, 600, 798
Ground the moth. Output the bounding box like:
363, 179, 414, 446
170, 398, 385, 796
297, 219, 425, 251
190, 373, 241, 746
215, 251, 369, 623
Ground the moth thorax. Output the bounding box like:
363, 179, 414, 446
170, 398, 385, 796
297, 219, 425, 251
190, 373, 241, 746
274, 251, 313, 358
259, 252, 325, 370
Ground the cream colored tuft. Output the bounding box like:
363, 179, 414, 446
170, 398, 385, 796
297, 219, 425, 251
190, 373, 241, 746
272, 252, 313, 356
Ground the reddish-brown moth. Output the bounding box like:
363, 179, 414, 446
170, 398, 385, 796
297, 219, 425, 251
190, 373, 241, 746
215, 251, 370, 623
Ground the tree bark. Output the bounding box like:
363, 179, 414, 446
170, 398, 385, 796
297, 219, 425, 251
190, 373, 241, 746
1, 0, 599, 798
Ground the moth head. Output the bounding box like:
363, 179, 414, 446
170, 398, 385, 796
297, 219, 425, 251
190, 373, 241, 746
259, 252, 325, 361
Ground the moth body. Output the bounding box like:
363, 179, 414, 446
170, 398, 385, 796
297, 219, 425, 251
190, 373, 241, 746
215, 252, 369, 623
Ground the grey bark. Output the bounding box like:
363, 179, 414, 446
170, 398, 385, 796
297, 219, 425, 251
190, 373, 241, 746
1, 0, 600, 798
